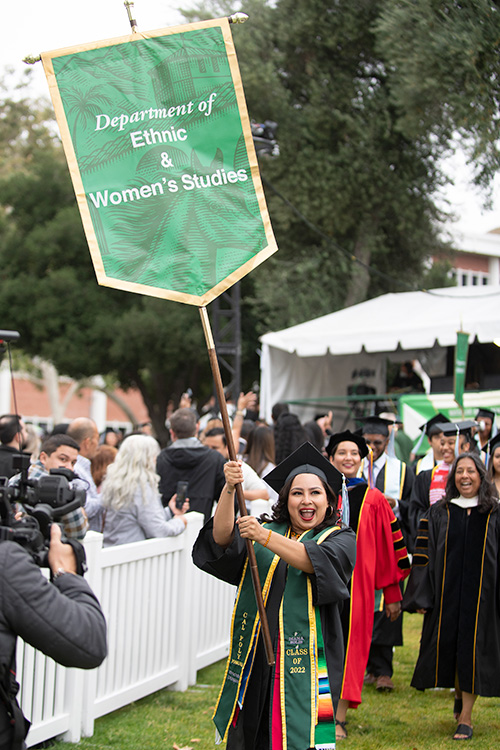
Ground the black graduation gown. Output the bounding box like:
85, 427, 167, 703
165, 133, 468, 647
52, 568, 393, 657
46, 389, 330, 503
404, 502, 500, 696
192, 519, 356, 749
407, 469, 433, 553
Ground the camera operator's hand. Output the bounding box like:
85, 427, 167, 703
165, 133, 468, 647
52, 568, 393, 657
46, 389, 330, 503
48, 524, 77, 576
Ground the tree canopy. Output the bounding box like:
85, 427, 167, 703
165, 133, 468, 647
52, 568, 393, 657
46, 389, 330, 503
4, 0, 492, 428
375, 0, 500, 189
221, 0, 455, 323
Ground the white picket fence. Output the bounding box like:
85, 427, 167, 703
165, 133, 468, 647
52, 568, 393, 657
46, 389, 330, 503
16, 512, 236, 746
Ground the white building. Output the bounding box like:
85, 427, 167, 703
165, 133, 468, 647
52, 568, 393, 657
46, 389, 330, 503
447, 227, 500, 287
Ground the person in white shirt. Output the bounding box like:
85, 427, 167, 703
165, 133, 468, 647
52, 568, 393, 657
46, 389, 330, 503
413, 413, 450, 474
67, 417, 102, 531
360, 416, 414, 525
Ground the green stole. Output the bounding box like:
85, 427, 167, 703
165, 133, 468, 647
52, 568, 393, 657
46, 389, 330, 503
213, 521, 339, 749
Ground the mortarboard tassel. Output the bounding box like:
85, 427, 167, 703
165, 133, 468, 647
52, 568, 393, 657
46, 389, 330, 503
486, 416, 498, 467
492, 415, 498, 441
367, 446, 375, 489
340, 473, 350, 527
387, 425, 396, 458
412, 429, 426, 457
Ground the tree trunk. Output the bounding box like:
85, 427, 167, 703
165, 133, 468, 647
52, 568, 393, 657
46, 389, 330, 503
39, 360, 64, 424
343, 221, 378, 308
95, 385, 139, 426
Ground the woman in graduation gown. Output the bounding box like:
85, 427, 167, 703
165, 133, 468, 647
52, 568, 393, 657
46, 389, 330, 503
192, 442, 356, 750
404, 452, 500, 740
326, 431, 410, 739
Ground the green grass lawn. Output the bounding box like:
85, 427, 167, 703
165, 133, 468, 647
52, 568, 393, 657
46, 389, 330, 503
67, 614, 500, 749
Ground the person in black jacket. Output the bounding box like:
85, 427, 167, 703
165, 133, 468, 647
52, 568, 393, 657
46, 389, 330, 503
157, 408, 226, 522
0, 524, 107, 749
0, 415, 28, 480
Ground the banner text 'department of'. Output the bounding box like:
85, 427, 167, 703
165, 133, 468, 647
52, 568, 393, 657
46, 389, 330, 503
41, 18, 277, 305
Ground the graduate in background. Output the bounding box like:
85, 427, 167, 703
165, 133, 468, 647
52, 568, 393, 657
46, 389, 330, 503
475, 408, 496, 451
357, 416, 413, 693
377, 412, 413, 464
407, 420, 475, 550
358, 416, 413, 536
404, 452, 500, 741
326, 431, 410, 741
412, 413, 450, 474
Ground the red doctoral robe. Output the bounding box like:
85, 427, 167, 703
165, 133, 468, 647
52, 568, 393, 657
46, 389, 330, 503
341, 483, 410, 707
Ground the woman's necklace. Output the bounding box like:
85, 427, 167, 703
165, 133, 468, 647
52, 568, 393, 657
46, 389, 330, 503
290, 529, 302, 540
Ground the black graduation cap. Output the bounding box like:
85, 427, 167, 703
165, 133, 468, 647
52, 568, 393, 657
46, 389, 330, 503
358, 415, 392, 437
436, 420, 477, 437
476, 408, 496, 421
378, 412, 403, 425
326, 430, 369, 459
418, 413, 450, 436
487, 432, 500, 456
263, 441, 343, 495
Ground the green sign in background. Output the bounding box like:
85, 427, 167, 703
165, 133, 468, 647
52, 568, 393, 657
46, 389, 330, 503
52, 26, 267, 297
454, 330, 469, 410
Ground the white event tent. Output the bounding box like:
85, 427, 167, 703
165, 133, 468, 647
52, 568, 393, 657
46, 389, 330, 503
259, 285, 500, 424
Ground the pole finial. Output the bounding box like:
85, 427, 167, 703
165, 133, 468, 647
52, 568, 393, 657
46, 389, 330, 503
124, 1, 138, 33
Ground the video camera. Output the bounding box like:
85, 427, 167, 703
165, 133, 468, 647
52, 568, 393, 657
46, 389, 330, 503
0, 453, 87, 573
0, 328, 88, 575
251, 120, 279, 157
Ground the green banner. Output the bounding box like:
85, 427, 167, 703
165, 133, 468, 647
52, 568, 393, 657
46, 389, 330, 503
42, 19, 277, 305
454, 331, 469, 410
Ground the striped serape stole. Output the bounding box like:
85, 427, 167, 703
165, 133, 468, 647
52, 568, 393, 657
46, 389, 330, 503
314, 609, 336, 749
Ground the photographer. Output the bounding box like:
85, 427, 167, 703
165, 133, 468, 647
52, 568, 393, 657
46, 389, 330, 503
0, 524, 107, 749
9, 434, 88, 540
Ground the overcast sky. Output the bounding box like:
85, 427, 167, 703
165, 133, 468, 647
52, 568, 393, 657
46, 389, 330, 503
2, 0, 184, 80
2, 0, 499, 238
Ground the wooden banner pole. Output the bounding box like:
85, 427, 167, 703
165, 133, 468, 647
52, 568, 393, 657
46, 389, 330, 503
199, 306, 275, 665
